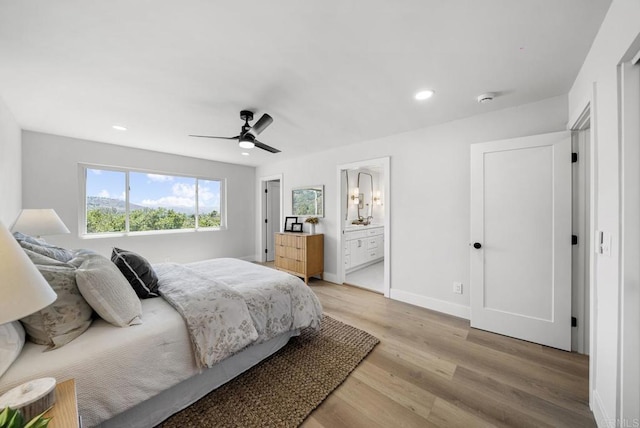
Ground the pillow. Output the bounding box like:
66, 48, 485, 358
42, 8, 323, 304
0, 322, 25, 377
13, 231, 46, 246
111, 247, 159, 298
18, 240, 74, 263
20, 265, 93, 350
76, 254, 143, 327
23, 248, 74, 267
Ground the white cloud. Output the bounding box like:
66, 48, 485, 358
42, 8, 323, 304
98, 189, 110, 198
139, 181, 219, 209
147, 174, 173, 182
91, 169, 102, 175
141, 196, 194, 208
172, 182, 196, 198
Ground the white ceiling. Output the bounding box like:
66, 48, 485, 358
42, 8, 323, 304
0, 1, 611, 166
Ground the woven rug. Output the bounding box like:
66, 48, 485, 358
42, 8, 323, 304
158, 315, 379, 428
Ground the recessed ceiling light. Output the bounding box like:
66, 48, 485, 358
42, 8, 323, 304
112, 125, 127, 131
415, 89, 435, 100
241, 152, 250, 156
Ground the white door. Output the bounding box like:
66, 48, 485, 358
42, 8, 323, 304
470, 131, 572, 350
265, 180, 280, 261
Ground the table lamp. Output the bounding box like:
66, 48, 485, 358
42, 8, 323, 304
11, 209, 70, 239
0, 221, 58, 419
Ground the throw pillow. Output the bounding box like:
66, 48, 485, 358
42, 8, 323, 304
76, 254, 143, 327
13, 231, 46, 246
0, 321, 25, 377
20, 265, 93, 350
111, 247, 159, 298
17, 240, 74, 263
23, 248, 73, 267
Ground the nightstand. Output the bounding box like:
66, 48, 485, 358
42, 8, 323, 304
44, 379, 80, 428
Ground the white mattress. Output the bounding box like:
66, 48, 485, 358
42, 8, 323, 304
0, 294, 295, 427
1, 296, 298, 427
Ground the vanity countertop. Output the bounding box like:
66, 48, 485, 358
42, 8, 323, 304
344, 224, 384, 231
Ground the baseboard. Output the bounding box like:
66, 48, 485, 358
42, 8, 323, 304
389, 289, 470, 320
322, 272, 339, 284
239, 254, 259, 262
591, 390, 610, 428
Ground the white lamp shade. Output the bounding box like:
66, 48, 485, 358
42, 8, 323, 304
11, 209, 70, 237
0, 222, 57, 324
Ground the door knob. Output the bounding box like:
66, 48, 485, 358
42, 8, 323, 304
473, 242, 482, 249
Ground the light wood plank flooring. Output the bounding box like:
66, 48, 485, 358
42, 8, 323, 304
303, 279, 594, 428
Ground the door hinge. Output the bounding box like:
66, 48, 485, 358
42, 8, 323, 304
265, 248, 268, 254
572, 153, 578, 163
265, 219, 268, 224
572, 235, 578, 245
571, 317, 577, 327
265, 188, 268, 193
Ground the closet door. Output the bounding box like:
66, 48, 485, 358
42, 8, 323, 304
470, 131, 571, 350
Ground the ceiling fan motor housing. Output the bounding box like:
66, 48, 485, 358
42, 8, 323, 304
240, 110, 254, 122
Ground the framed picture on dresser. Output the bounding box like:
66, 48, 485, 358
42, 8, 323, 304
284, 216, 297, 232
291, 223, 303, 233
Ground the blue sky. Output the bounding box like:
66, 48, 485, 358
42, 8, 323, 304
86, 169, 220, 212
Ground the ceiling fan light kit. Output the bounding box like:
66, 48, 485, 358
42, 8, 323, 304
189, 110, 280, 153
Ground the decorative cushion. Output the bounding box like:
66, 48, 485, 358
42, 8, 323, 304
111, 248, 159, 298
13, 231, 46, 246
20, 265, 93, 350
0, 321, 25, 377
75, 254, 143, 327
17, 240, 74, 263
23, 248, 73, 267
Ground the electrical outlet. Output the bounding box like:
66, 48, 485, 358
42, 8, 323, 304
453, 282, 463, 294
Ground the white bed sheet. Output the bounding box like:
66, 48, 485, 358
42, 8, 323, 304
0, 298, 200, 427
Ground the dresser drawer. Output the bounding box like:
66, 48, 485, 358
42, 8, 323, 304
274, 233, 323, 284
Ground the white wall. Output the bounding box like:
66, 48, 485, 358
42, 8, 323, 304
0, 96, 21, 225
22, 131, 256, 263
256, 95, 567, 313
567, 0, 640, 425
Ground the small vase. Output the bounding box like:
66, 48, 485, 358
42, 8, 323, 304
309, 224, 316, 234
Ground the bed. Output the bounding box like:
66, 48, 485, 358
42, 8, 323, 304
0, 250, 323, 428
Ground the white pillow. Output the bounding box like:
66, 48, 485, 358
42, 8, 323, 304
75, 254, 143, 327
0, 321, 25, 378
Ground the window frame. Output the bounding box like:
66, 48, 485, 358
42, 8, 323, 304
78, 163, 227, 238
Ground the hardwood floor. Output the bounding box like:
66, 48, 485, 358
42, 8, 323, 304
302, 280, 594, 428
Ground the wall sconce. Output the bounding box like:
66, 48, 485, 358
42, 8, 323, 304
374, 191, 382, 206
350, 187, 360, 205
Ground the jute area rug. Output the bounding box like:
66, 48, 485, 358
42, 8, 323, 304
158, 315, 379, 428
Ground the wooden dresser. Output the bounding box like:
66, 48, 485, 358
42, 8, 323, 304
274, 233, 324, 284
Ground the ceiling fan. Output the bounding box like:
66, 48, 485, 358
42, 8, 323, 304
189, 110, 280, 153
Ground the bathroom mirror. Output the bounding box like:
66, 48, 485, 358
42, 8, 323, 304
292, 185, 324, 217
357, 172, 373, 218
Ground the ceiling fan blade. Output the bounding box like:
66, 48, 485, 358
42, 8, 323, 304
254, 140, 281, 154
248, 113, 273, 137
188, 135, 240, 140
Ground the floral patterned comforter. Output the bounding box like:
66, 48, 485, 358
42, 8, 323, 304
154, 258, 323, 368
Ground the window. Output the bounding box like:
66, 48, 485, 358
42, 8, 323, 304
82, 166, 225, 236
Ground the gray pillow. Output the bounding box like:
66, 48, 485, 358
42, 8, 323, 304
75, 254, 143, 327
23, 248, 74, 267
20, 265, 93, 350
18, 240, 74, 263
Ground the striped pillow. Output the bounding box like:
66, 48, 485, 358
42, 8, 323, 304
111, 247, 159, 298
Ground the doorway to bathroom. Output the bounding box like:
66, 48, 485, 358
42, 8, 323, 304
337, 157, 390, 296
